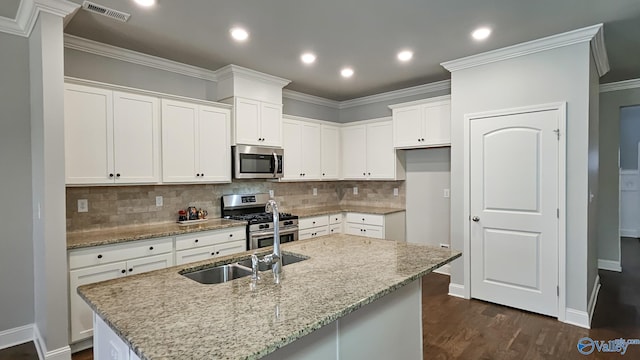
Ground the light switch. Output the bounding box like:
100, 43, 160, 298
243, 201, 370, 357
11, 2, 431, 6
78, 199, 88, 213
443, 189, 450, 198
269, 190, 274, 198
393, 188, 399, 197
353, 187, 358, 195
156, 196, 163, 207
313, 188, 317, 196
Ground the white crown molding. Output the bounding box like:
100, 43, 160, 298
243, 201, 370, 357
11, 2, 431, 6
0, 0, 79, 37
339, 79, 451, 109
600, 78, 640, 93
590, 25, 610, 76
441, 24, 604, 73
388, 94, 451, 109
64, 34, 218, 81
282, 89, 340, 108
214, 64, 291, 87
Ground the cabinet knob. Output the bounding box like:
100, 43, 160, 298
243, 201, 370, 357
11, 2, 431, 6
363, 229, 367, 232
300, 173, 303, 176
109, 174, 114, 178
368, 172, 371, 176
229, 233, 233, 237
128, 268, 133, 273
322, 173, 325, 176
149, 246, 154, 250
121, 269, 126, 274
211, 252, 215, 256
312, 221, 316, 224
97, 254, 103, 259
216, 251, 220, 255
116, 173, 121, 178
196, 173, 200, 177
201, 173, 204, 176
422, 138, 425, 141
363, 172, 366, 175
418, 138, 421, 142
362, 218, 365, 221
195, 239, 199, 243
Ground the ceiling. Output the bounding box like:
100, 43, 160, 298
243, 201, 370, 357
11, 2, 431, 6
62, 0, 640, 101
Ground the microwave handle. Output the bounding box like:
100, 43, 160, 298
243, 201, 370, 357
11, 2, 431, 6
272, 152, 279, 178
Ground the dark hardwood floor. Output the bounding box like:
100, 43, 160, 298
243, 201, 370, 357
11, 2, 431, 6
3, 238, 638, 360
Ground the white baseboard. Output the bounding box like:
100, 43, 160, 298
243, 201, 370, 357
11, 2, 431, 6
598, 259, 622, 272
34, 325, 71, 360
620, 228, 639, 238
433, 264, 451, 276
448, 283, 465, 299
69, 338, 93, 354
0, 324, 33, 350
562, 275, 601, 329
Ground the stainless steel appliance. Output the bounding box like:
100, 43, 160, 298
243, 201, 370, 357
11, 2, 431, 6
232, 145, 283, 179
221, 193, 298, 250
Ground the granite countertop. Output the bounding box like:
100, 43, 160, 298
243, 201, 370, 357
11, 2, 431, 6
67, 219, 248, 250
291, 205, 405, 218
78, 234, 461, 360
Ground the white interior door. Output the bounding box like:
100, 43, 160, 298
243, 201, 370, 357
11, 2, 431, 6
470, 108, 559, 317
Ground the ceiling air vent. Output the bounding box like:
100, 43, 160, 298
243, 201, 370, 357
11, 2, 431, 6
82, 1, 130, 22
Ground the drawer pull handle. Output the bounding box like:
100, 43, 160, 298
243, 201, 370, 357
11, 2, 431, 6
97, 254, 103, 259
149, 246, 154, 250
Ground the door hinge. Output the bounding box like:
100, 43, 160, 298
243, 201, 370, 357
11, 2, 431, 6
557, 208, 559, 218
553, 129, 560, 140
557, 286, 559, 296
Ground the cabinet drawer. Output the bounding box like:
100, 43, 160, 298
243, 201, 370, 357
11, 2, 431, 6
345, 223, 384, 239
346, 212, 384, 226
175, 228, 245, 250
299, 215, 329, 229
329, 223, 342, 234
329, 213, 343, 224
69, 237, 173, 270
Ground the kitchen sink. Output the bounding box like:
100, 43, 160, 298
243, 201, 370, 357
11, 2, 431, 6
235, 252, 309, 272
181, 264, 253, 284
181, 252, 309, 284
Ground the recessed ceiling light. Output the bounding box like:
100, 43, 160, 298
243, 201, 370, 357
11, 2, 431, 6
472, 27, 491, 40
341, 68, 354, 78
230, 27, 249, 42
134, 0, 155, 7
301, 53, 316, 64
397, 50, 413, 62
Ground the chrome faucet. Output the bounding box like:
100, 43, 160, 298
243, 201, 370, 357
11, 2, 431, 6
250, 199, 282, 281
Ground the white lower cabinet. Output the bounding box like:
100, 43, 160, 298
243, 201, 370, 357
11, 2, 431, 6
299, 215, 330, 240
94, 314, 143, 360
344, 212, 406, 241
68, 238, 174, 343
329, 213, 343, 234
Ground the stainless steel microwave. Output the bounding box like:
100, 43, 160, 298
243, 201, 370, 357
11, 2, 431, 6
232, 145, 283, 179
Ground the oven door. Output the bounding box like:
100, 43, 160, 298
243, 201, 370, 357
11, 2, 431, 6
249, 226, 298, 250
233, 145, 283, 179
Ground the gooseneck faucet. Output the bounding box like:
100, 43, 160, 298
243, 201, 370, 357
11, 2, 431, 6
251, 199, 282, 281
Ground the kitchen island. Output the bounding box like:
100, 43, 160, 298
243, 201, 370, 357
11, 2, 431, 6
78, 234, 460, 359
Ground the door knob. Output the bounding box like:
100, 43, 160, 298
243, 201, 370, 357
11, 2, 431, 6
472, 216, 480, 222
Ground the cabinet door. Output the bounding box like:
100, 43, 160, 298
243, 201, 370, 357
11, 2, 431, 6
301, 122, 321, 179
321, 125, 340, 179
175, 245, 217, 265
214, 240, 246, 257
366, 121, 395, 179
161, 100, 198, 183
282, 120, 302, 179
198, 105, 231, 182
423, 102, 451, 145
126, 253, 174, 276
64, 84, 113, 184
341, 125, 367, 179
94, 315, 131, 360
260, 102, 282, 147
392, 105, 423, 148
235, 98, 261, 145
69, 262, 125, 342
113, 91, 160, 183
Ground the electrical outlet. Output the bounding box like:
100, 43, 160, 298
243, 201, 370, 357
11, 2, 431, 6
440, 243, 450, 249
155, 196, 163, 207
353, 187, 358, 195
443, 189, 450, 198
269, 190, 274, 198
78, 199, 88, 213
393, 188, 399, 197
313, 188, 317, 196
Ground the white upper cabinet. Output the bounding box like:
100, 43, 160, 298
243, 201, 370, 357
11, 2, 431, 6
390, 95, 451, 149
234, 97, 282, 147
64, 83, 160, 185
320, 124, 341, 179
161, 99, 231, 183
342, 120, 405, 180
282, 118, 321, 180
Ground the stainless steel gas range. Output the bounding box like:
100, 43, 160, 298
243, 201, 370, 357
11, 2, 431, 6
221, 193, 299, 250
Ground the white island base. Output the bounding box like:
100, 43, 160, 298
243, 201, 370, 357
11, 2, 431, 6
92, 280, 423, 360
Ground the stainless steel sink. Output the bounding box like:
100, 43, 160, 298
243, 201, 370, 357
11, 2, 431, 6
236, 252, 309, 272
181, 252, 309, 284
181, 264, 253, 284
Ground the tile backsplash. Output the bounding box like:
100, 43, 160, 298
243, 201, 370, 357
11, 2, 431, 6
66, 180, 405, 231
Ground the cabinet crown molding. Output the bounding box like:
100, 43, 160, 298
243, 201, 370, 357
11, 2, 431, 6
0, 0, 79, 37
214, 64, 291, 88
600, 78, 640, 93
441, 23, 609, 76
388, 95, 451, 109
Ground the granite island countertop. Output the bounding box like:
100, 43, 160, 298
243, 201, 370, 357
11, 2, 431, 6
290, 205, 405, 218
78, 233, 461, 360
67, 218, 247, 250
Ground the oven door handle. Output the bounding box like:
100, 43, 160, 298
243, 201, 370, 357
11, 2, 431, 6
251, 227, 298, 238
